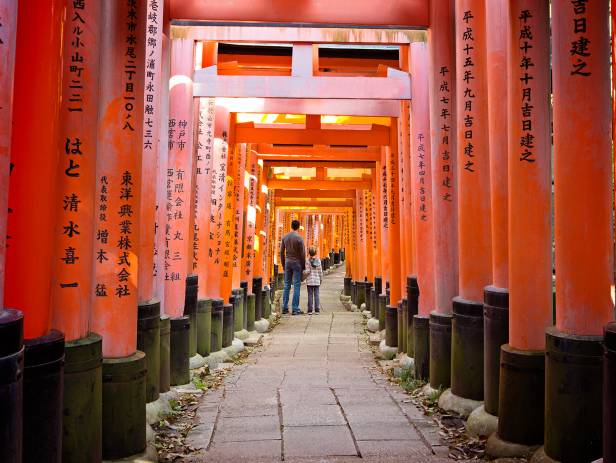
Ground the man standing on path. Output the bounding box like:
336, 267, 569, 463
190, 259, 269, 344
280, 219, 306, 315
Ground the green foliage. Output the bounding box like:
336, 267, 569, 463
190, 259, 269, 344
399, 367, 425, 393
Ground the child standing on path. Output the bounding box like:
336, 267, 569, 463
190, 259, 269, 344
305, 246, 324, 314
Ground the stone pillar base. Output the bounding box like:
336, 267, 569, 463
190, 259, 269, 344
413, 315, 429, 381
102, 351, 146, 459
196, 299, 212, 357
159, 316, 171, 393
438, 388, 483, 418
466, 404, 498, 438
486, 432, 540, 460
429, 311, 451, 390
170, 316, 190, 386
451, 297, 484, 402
137, 300, 160, 403
63, 332, 102, 463
483, 286, 509, 416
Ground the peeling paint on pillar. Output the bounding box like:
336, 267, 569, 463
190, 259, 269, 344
429, 0, 458, 315
410, 42, 436, 317
0, 0, 17, 311
455, 0, 492, 302
92, 0, 147, 357
7, 0, 66, 338
163, 38, 196, 318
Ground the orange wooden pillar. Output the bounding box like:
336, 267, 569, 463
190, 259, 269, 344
206, 106, 231, 300
137, 0, 166, 386
6, 2, 66, 460
487, 1, 551, 455
385, 122, 402, 350
241, 146, 257, 288
371, 172, 382, 279
356, 190, 367, 281
378, 150, 390, 290
220, 175, 235, 304
428, 0, 458, 391
230, 142, 247, 292
410, 41, 435, 379
544, 2, 612, 461
0, 2, 23, 461
447, 0, 493, 407
51, 0, 105, 460
364, 192, 374, 282
481, 0, 510, 422
91, 0, 148, 458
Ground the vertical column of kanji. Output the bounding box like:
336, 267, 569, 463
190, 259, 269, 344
410, 41, 435, 381
6, 1, 65, 461
165, 37, 195, 386
546, 2, 611, 461
396, 103, 407, 297
194, 97, 215, 358
480, 0, 510, 427
254, 159, 267, 280
356, 190, 366, 284
241, 146, 256, 287
364, 192, 374, 282
486, 2, 550, 457
231, 143, 246, 293
206, 107, 230, 301
91, 0, 147, 459
220, 175, 234, 305
136, 0, 164, 408
0, 2, 23, 462
399, 100, 414, 279
371, 172, 381, 280
53, 1, 103, 461
378, 151, 390, 288
428, 0, 457, 393
385, 122, 401, 352
441, 0, 492, 412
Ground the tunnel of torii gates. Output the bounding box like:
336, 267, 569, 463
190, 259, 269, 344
1, 0, 616, 462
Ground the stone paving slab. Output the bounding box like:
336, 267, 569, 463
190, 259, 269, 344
181, 265, 454, 462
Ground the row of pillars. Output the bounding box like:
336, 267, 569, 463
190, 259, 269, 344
0, 0, 311, 461
341, 1, 616, 462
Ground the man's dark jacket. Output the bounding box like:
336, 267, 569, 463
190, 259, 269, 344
280, 231, 306, 270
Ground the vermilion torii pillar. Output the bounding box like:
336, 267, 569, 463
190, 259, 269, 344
480, 0, 510, 428
486, 2, 550, 457
440, 0, 493, 414
385, 123, 402, 351
543, 2, 612, 461
428, 0, 458, 392
410, 41, 435, 381
6, 1, 66, 460
0, 2, 23, 462
52, 0, 103, 461
92, 1, 148, 458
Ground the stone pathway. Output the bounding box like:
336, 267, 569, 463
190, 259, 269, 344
184, 266, 451, 462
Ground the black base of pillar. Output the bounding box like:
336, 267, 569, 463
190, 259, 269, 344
222, 302, 234, 347
232, 289, 243, 333
63, 333, 103, 463
451, 296, 484, 401
247, 294, 256, 331
24, 330, 65, 463
364, 281, 373, 312
0, 308, 24, 463
397, 302, 404, 352
184, 275, 198, 358
351, 281, 357, 305
385, 305, 398, 348
263, 286, 272, 319
253, 277, 263, 320
429, 312, 452, 389
413, 315, 430, 381
357, 282, 366, 308
343, 277, 352, 297
378, 294, 387, 331
197, 299, 212, 357
210, 299, 224, 352
483, 286, 509, 416
400, 299, 408, 354
170, 316, 190, 386
498, 344, 544, 446
137, 300, 160, 403
240, 281, 249, 330
369, 288, 376, 318
407, 276, 419, 357
605, 322, 616, 462
544, 326, 603, 462
102, 352, 146, 460
159, 316, 170, 393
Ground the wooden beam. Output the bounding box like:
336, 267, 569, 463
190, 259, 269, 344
265, 160, 374, 169
236, 124, 390, 145
212, 98, 401, 117
193, 70, 411, 100
171, 25, 426, 44
275, 199, 355, 208
268, 179, 371, 190
275, 189, 356, 199
169, 1, 429, 28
